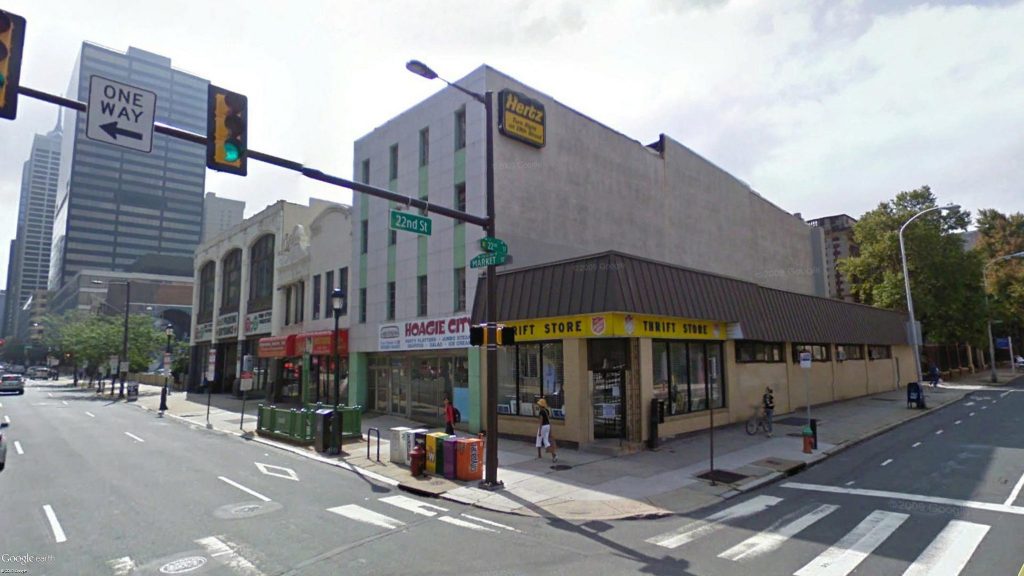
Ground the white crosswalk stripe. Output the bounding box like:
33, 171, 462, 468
379, 494, 448, 517
718, 503, 839, 562
794, 510, 909, 576
326, 499, 516, 534
328, 504, 405, 530
646, 495, 783, 549
439, 515, 496, 532
901, 520, 989, 576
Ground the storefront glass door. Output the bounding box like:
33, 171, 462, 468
589, 339, 630, 440
390, 366, 406, 416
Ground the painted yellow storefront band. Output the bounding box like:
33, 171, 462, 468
504, 313, 726, 341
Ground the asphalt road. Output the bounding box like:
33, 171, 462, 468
3, 378, 1022, 576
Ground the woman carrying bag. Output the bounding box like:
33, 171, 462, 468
536, 398, 557, 462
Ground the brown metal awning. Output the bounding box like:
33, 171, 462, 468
471, 251, 909, 345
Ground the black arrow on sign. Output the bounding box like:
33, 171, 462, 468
100, 121, 143, 141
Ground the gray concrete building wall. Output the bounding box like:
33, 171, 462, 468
201, 193, 245, 243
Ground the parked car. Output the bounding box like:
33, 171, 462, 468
27, 366, 50, 380
0, 421, 8, 471
0, 374, 25, 395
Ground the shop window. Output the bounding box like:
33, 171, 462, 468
497, 342, 565, 419
654, 340, 725, 416
337, 267, 348, 315
325, 270, 334, 307
220, 249, 241, 314
869, 345, 892, 360
248, 234, 275, 312
837, 344, 864, 361
285, 286, 292, 325
312, 274, 321, 320
296, 280, 305, 323
735, 341, 784, 363
793, 343, 831, 363
588, 339, 630, 371
197, 260, 215, 323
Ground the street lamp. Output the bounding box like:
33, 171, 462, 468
408, 59, 501, 488
92, 279, 130, 399
983, 251, 1024, 383
899, 205, 959, 383
165, 324, 174, 393
331, 288, 345, 406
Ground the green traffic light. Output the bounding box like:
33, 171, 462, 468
0, 72, 5, 89
223, 142, 241, 162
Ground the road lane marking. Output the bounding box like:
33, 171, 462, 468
901, 520, 989, 576
935, 430, 944, 435
782, 482, 1024, 516
1005, 472, 1024, 506
1000, 391, 1011, 398
954, 420, 962, 425
14, 441, 23, 455
969, 412, 975, 417
646, 495, 783, 549
846, 481, 856, 486
380, 494, 448, 517
218, 476, 272, 502
964, 402, 975, 406
912, 442, 922, 448
107, 556, 136, 575
85, 411, 95, 418
795, 510, 908, 576
62, 400, 68, 406
720, 503, 839, 562
982, 406, 988, 410
460, 513, 520, 532
48, 393, 53, 398
992, 400, 998, 404
196, 536, 264, 576
3, 415, 9, 424
0, 402, 3, 407
124, 432, 145, 443
438, 515, 495, 532
255, 462, 299, 481
881, 459, 893, 467
42, 505, 67, 543
327, 504, 404, 529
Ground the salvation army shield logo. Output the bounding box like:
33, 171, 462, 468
624, 315, 635, 335
592, 316, 606, 335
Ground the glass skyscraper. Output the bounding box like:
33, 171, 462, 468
50, 44, 209, 289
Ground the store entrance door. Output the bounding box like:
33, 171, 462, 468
372, 367, 389, 413
592, 369, 625, 439
389, 366, 407, 417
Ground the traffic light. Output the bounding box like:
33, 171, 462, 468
0, 9, 26, 121
469, 325, 516, 346
206, 84, 247, 175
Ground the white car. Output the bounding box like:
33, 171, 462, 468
0, 374, 24, 395
0, 422, 8, 471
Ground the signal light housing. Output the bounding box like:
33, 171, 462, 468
206, 84, 247, 175
0, 9, 26, 121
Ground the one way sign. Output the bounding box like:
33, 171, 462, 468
86, 76, 157, 153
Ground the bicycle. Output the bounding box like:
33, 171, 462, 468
746, 406, 770, 435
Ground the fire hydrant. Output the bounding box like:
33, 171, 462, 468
409, 442, 426, 477
802, 426, 814, 454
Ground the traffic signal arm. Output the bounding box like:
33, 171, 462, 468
0, 9, 26, 120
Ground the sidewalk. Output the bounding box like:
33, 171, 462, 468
96, 371, 1019, 522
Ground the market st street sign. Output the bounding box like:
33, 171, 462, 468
86, 76, 157, 153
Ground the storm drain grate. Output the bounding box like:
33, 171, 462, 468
697, 469, 748, 484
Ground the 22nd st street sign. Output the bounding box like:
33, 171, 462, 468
390, 209, 432, 236
86, 76, 157, 153
480, 236, 508, 255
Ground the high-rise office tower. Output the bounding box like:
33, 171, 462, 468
50, 44, 209, 290
3, 121, 62, 337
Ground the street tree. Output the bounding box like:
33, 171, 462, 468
839, 185, 985, 345
975, 208, 1024, 344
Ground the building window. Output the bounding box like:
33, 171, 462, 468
454, 267, 466, 312
325, 270, 334, 306
389, 144, 399, 181
296, 280, 305, 323
836, 344, 864, 361
497, 342, 565, 419
868, 345, 892, 360
338, 267, 348, 315
359, 288, 367, 324
361, 159, 370, 184
220, 249, 241, 314
389, 228, 396, 246
654, 340, 726, 415
735, 341, 784, 363
419, 127, 429, 167
454, 182, 466, 212
248, 234, 275, 312
285, 286, 292, 326
793, 343, 831, 363
198, 260, 215, 323
454, 107, 466, 150
417, 275, 428, 316
387, 281, 396, 321
312, 274, 321, 320
360, 219, 368, 254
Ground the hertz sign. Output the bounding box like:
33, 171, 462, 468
498, 89, 545, 148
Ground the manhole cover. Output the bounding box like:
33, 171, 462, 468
160, 556, 207, 574
551, 464, 572, 471
697, 469, 748, 484
213, 500, 282, 519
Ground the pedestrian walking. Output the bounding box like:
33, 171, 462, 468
928, 362, 941, 388
762, 386, 775, 437
536, 398, 557, 462
444, 396, 455, 435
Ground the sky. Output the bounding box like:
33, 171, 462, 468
1, 0, 1023, 287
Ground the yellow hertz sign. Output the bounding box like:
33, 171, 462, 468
498, 89, 545, 148
504, 313, 726, 342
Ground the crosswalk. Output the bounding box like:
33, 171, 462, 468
644, 496, 992, 576
327, 495, 520, 535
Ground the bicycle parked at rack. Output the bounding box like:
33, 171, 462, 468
746, 406, 771, 435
